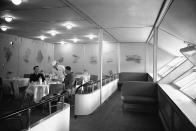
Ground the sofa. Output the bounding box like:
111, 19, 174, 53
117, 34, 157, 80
118, 72, 153, 90
121, 81, 158, 113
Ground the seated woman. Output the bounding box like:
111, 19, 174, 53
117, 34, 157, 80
30, 66, 45, 83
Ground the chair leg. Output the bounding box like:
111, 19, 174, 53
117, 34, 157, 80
122, 103, 125, 114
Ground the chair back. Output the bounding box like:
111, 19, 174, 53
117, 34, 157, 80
24, 74, 30, 78
0, 77, 2, 102
0, 77, 2, 86
10, 81, 20, 98
49, 84, 64, 95
90, 75, 98, 82
75, 78, 83, 86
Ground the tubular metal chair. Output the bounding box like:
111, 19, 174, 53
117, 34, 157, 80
23, 74, 30, 78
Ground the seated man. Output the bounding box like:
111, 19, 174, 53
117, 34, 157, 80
30, 66, 45, 83
64, 66, 75, 94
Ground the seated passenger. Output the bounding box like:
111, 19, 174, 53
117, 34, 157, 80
30, 66, 45, 83
64, 66, 75, 94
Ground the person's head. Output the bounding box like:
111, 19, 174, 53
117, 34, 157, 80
52, 61, 58, 68
65, 66, 71, 74
33, 66, 40, 74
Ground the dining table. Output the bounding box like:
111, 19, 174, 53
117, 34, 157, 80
26, 82, 49, 103
2, 77, 29, 97
26, 81, 64, 103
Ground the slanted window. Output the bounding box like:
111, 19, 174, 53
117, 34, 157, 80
158, 57, 186, 78
174, 68, 196, 99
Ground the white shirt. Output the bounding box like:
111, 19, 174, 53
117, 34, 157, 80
52, 64, 65, 81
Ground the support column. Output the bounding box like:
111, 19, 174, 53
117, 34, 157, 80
117, 42, 120, 73
153, 27, 158, 82
145, 43, 147, 73
98, 29, 103, 105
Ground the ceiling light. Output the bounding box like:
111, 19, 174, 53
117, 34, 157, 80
10, 41, 14, 45
1, 26, 8, 31
4, 16, 13, 22
47, 30, 59, 36
85, 34, 97, 40
39, 35, 47, 40
59, 41, 65, 44
70, 38, 80, 43
63, 22, 75, 30
11, 0, 22, 5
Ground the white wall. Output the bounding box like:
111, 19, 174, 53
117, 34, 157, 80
102, 41, 118, 76
146, 44, 175, 73
120, 43, 146, 72
0, 33, 54, 78
54, 43, 100, 75
54, 42, 118, 76
158, 29, 186, 56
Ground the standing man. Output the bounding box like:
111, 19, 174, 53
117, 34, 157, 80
52, 61, 66, 82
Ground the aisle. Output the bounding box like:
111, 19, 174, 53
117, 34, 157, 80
70, 91, 164, 131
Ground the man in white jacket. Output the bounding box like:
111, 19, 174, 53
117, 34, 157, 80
52, 60, 66, 82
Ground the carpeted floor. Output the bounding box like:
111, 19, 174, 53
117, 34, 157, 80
70, 91, 164, 131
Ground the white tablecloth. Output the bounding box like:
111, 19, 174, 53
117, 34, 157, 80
2, 78, 29, 97
26, 83, 49, 103
3, 78, 29, 88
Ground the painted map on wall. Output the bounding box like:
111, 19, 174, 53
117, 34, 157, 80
48, 56, 51, 63
58, 57, 64, 63
89, 56, 97, 64
72, 54, 80, 63
106, 58, 113, 63
23, 48, 31, 63
126, 55, 141, 63
3, 47, 12, 62
36, 50, 43, 63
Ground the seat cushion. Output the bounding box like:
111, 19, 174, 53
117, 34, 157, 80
121, 96, 157, 105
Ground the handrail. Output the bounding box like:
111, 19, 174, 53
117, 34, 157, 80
75, 74, 118, 94
75, 80, 100, 94
0, 74, 119, 120
0, 92, 67, 121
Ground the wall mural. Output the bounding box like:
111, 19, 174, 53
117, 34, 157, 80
3, 47, 12, 62
48, 56, 51, 63
36, 50, 44, 63
125, 55, 141, 63
106, 58, 113, 63
72, 54, 80, 63
89, 56, 97, 64
58, 57, 64, 63
23, 48, 31, 63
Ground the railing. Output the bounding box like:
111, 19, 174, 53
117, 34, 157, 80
75, 74, 118, 94
0, 92, 67, 130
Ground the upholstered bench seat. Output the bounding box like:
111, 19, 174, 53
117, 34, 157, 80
121, 81, 158, 113
121, 96, 157, 105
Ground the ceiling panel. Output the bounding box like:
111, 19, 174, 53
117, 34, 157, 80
68, 0, 164, 27
158, 29, 186, 56
7, 19, 97, 31
0, 0, 164, 43
0, 0, 99, 44
107, 27, 152, 42
0, 0, 64, 10
0, 7, 84, 22
160, 0, 196, 44
66, 0, 164, 42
